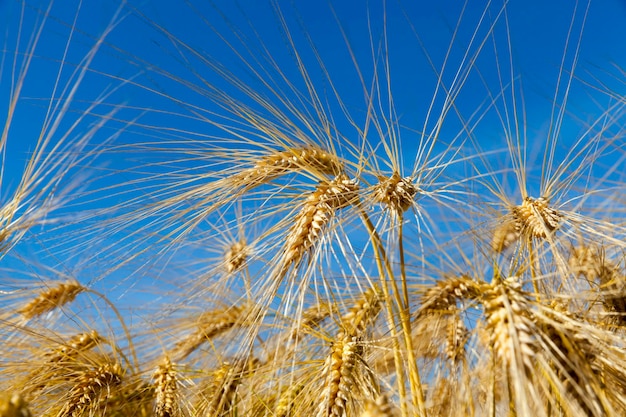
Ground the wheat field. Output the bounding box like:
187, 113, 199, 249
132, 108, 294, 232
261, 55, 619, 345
1, 1, 626, 416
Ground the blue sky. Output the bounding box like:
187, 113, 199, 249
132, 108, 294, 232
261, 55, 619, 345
2, 0, 626, 299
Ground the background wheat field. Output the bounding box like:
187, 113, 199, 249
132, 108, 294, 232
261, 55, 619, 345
1, 1, 626, 416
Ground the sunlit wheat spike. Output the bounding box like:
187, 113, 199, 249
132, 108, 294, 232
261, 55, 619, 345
340, 286, 382, 338
482, 278, 535, 375
417, 275, 482, 316
153, 356, 178, 417
204, 359, 257, 417
494, 197, 561, 252
274, 383, 304, 417
445, 314, 468, 364
317, 336, 362, 417
46, 331, 103, 364
224, 239, 249, 273
17, 281, 84, 319
268, 302, 333, 364
235, 147, 343, 188
59, 363, 123, 417
513, 197, 561, 240
568, 244, 609, 281
172, 304, 249, 361
568, 245, 626, 325
360, 394, 397, 417
539, 317, 604, 416
282, 301, 333, 343
0, 393, 31, 417
492, 218, 521, 253
373, 172, 418, 213
283, 174, 358, 268
97, 380, 154, 417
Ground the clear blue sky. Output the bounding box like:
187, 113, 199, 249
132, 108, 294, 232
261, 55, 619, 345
2, 0, 626, 296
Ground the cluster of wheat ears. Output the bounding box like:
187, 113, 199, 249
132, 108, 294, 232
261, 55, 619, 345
1, 1, 626, 416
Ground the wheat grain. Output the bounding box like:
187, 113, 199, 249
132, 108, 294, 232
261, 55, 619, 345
513, 197, 561, 240
482, 279, 535, 372
493, 197, 561, 252
417, 275, 482, 317
17, 281, 84, 319
203, 359, 257, 417
445, 314, 468, 364
59, 363, 123, 417
492, 218, 521, 253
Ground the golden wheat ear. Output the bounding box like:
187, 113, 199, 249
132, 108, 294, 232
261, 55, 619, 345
58, 362, 124, 417
282, 174, 359, 270
493, 197, 561, 253
373, 172, 418, 214
170, 302, 251, 361
361, 394, 398, 417
224, 239, 249, 274
317, 336, 363, 417
153, 356, 179, 417
233, 147, 344, 189
0, 393, 31, 417
17, 281, 84, 320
